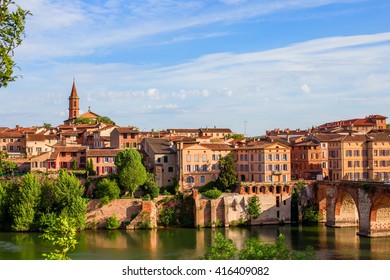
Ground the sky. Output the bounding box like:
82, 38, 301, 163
1, 0, 390, 136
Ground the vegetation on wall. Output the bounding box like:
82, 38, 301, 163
106, 215, 121, 230
247, 196, 261, 220
158, 208, 175, 226
202, 189, 222, 199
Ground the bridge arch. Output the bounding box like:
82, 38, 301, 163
370, 193, 390, 236
334, 190, 359, 227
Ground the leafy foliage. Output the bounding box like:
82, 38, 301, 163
247, 196, 261, 219
202, 189, 222, 199
198, 180, 216, 193
115, 149, 147, 197
86, 159, 96, 176
202, 233, 315, 260
140, 173, 160, 199
45, 170, 87, 229
41, 217, 78, 260
93, 178, 120, 203
215, 153, 237, 192
203, 232, 238, 260
0, 0, 30, 87
106, 215, 121, 230
239, 234, 315, 260
301, 202, 319, 224
74, 116, 114, 124
8, 173, 41, 231
158, 208, 175, 226
0, 159, 17, 175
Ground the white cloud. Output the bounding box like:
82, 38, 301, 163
16, 0, 363, 61
147, 88, 160, 100
301, 84, 311, 94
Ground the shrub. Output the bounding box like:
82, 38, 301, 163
199, 181, 216, 193
158, 208, 175, 226
248, 196, 261, 219
203, 189, 222, 199
106, 215, 121, 230
94, 178, 120, 202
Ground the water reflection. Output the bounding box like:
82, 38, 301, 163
1, 224, 390, 260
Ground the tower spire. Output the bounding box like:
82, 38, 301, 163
68, 79, 80, 121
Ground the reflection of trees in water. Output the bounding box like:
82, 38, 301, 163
3, 225, 390, 260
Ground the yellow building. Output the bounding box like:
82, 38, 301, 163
234, 137, 291, 183
176, 141, 232, 191
328, 131, 390, 181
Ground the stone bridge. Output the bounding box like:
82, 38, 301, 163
318, 181, 390, 237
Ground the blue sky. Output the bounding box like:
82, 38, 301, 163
1, 0, 390, 136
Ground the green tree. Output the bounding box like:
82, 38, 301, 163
93, 178, 120, 203
8, 173, 41, 231
41, 217, 78, 260
0, 181, 7, 224
203, 232, 238, 260
215, 153, 237, 191
247, 196, 261, 219
140, 173, 159, 199
72, 159, 77, 170
0, 0, 30, 87
52, 170, 86, 229
115, 149, 147, 197
239, 234, 315, 260
43, 123, 51, 129
0, 160, 17, 175
87, 159, 96, 175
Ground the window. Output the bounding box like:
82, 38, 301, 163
168, 167, 173, 172
186, 154, 191, 162
203, 154, 207, 162
186, 176, 194, 183
202, 164, 208, 171
353, 150, 360, 157
164, 156, 168, 163
123, 133, 127, 139
348, 161, 352, 168
186, 165, 191, 172
194, 165, 200, 172
36, 147, 42, 152
200, 176, 205, 183
346, 150, 352, 157
194, 154, 199, 162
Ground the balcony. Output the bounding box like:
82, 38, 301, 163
272, 170, 282, 175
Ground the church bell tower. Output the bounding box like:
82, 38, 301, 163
68, 79, 80, 121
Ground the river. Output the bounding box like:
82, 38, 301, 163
1, 224, 390, 260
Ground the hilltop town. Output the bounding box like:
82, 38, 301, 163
1, 82, 390, 238
1, 81, 389, 188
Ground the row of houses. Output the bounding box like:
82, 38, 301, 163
3, 119, 390, 190
2, 82, 390, 191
